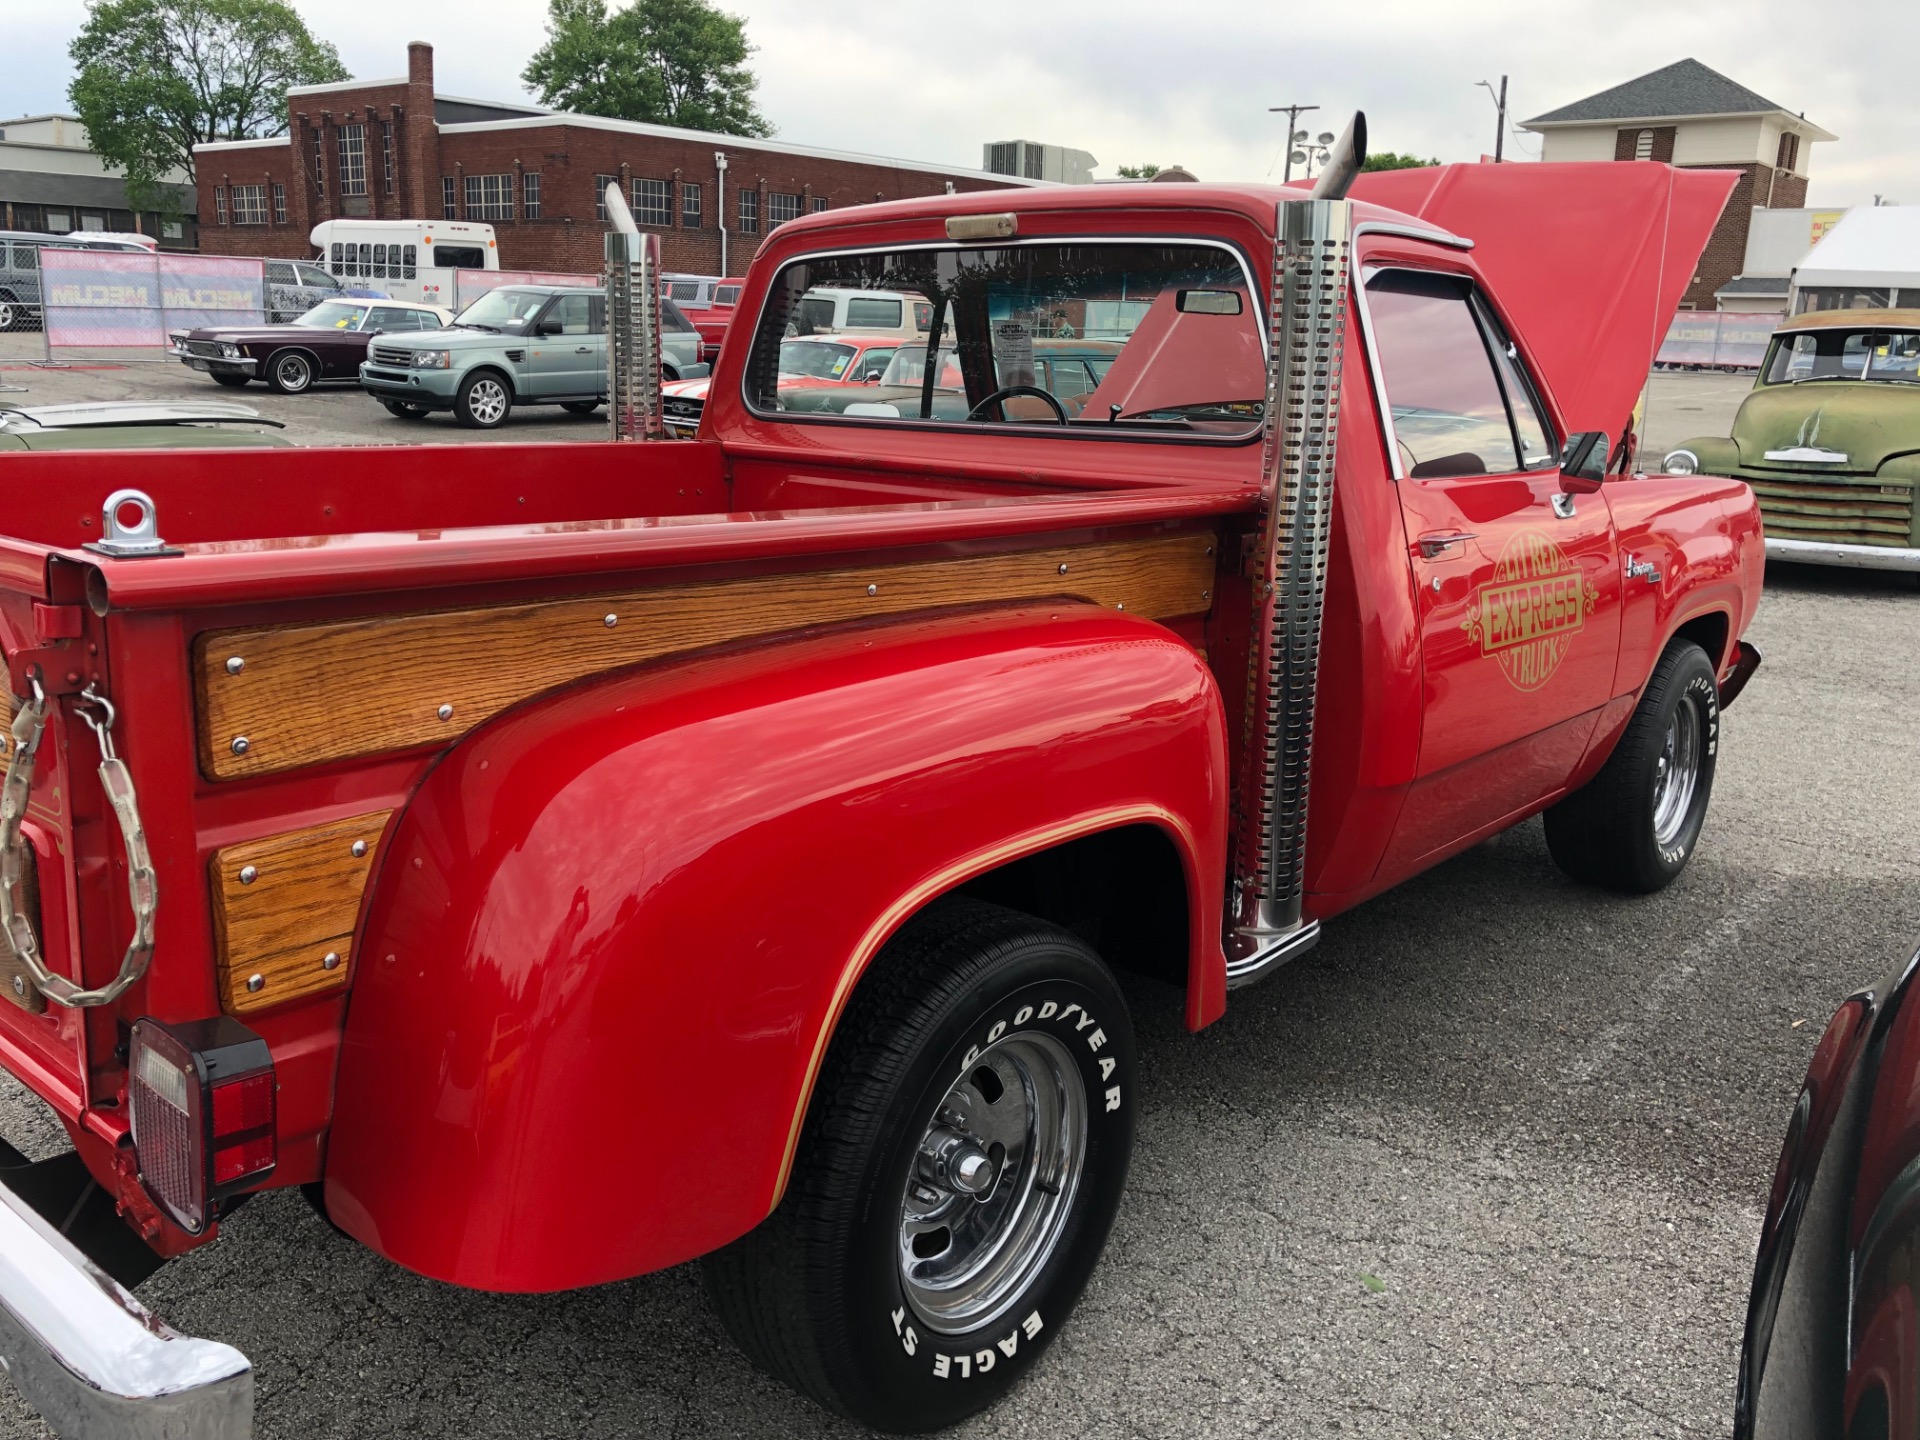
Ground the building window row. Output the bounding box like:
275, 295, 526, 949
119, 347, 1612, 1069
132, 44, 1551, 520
312, 132, 326, 197
682, 182, 701, 228
214, 188, 227, 225
382, 121, 395, 195
738, 188, 758, 234
442, 176, 456, 219
523, 171, 541, 219
273, 182, 287, 224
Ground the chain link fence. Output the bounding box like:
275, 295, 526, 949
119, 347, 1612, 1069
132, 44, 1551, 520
38, 250, 265, 363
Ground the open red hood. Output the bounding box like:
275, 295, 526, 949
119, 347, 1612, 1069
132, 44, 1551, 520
1349, 162, 1737, 439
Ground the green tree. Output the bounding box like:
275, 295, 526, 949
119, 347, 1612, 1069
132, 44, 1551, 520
68, 0, 347, 208
523, 0, 772, 138
1361, 151, 1442, 171
1116, 163, 1162, 179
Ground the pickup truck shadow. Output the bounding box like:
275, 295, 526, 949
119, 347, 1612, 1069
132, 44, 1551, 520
114, 820, 1920, 1440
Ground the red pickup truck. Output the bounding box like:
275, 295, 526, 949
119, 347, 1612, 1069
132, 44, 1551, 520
0, 138, 1759, 1438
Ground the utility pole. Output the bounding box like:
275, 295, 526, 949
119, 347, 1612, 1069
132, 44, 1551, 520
1475, 76, 1508, 162
1269, 103, 1319, 183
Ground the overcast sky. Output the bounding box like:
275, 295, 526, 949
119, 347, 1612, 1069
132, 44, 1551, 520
3, 0, 1909, 208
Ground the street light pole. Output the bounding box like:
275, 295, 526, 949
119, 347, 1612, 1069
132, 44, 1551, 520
1269, 103, 1319, 183
1475, 76, 1508, 162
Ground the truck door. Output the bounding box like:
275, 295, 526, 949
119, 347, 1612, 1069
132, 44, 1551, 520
1362, 268, 1623, 866
524, 292, 598, 397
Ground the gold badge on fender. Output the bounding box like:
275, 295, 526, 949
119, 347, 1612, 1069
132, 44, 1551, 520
1459, 530, 1598, 692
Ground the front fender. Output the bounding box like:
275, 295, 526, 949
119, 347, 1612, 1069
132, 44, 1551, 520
325, 603, 1227, 1291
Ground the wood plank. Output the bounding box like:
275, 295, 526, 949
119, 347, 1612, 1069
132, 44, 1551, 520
209, 811, 391, 1015
195, 531, 1218, 780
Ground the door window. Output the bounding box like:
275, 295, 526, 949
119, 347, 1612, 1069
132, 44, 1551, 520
1474, 297, 1557, 469
1364, 270, 1521, 477
367, 306, 416, 332
542, 293, 592, 335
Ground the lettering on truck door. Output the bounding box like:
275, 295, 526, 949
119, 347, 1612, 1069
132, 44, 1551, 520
1363, 268, 1623, 865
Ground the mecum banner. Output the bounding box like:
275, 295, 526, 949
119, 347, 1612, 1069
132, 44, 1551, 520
1655, 310, 1785, 370
41, 249, 264, 358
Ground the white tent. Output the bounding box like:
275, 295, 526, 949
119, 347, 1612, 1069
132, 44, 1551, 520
1792, 206, 1920, 293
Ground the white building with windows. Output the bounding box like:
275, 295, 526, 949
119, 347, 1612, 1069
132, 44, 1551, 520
0, 114, 197, 248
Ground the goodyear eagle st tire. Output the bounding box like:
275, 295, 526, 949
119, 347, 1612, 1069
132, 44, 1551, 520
454, 370, 512, 429
703, 898, 1136, 1433
1545, 638, 1719, 893
210, 371, 251, 388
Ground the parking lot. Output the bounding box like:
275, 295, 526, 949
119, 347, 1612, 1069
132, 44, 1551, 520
0, 363, 1914, 1438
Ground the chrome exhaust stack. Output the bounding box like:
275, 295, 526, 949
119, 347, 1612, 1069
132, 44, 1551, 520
1225, 161, 1359, 987
603, 184, 663, 443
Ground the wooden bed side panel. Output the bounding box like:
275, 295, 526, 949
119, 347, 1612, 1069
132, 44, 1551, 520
194, 531, 1218, 780
209, 810, 392, 1015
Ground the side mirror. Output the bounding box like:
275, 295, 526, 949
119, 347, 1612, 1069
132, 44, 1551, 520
535, 319, 563, 336
864, 373, 882, 384
1559, 430, 1610, 492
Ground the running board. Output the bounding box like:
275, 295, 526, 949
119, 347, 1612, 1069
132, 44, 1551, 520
1224, 919, 1322, 990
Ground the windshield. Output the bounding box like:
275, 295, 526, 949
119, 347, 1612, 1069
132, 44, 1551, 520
1765, 330, 1920, 384
455, 289, 550, 329
295, 301, 371, 330
779, 340, 859, 378
747, 244, 1263, 437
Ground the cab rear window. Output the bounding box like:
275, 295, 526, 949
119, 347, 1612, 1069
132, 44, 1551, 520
745, 241, 1264, 439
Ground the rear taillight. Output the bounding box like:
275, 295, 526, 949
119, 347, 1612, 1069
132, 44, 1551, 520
128, 1017, 275, 1235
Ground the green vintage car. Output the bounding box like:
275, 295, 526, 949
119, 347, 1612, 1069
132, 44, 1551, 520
1664, 310, 1920, 571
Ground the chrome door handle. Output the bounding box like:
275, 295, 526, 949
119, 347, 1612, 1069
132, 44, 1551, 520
1416, 532, 1477, 558
1551, 493, 1577, 519
575, 346, 594, 353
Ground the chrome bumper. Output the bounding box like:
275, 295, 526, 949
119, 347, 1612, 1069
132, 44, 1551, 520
0, 1179, 251, 1439
1766, 537, 1920, 573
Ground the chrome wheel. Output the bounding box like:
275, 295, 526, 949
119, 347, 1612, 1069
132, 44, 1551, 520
0, 301, 13, 332
1652, 691, 1701, 848
272, 353, 312, 392
899, 1030, 1086, 1335
466, 377, 507, 425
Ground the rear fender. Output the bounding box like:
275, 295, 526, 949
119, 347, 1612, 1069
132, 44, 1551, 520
324, 603, 1227, 1291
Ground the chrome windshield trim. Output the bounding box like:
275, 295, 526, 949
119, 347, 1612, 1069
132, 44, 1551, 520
0, 1180, 252, 1438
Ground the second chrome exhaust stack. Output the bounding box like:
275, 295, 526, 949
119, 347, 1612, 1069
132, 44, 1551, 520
1226, 112, 1364, 987
603, 184, 664, 443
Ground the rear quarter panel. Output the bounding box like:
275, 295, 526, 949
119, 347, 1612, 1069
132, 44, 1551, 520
324, 604, 1227, 1291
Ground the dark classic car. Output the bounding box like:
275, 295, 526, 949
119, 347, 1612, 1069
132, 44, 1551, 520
1740, 939, 1920, 1439
168, 298, 454, 394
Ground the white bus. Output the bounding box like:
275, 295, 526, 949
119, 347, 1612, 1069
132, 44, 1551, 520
309, 220, 500, 308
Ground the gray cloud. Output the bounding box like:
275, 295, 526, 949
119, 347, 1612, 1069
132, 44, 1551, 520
3, 0, 1908, 206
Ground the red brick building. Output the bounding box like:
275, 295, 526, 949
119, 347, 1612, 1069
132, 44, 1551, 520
193, 41, 1037, 275
1520, 59, 1834, 310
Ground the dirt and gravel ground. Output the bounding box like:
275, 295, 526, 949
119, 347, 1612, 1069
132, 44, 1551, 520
0, 364, 1914, 1439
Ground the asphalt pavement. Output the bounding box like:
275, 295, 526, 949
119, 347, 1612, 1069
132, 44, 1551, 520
0, 370, 1916, 1438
